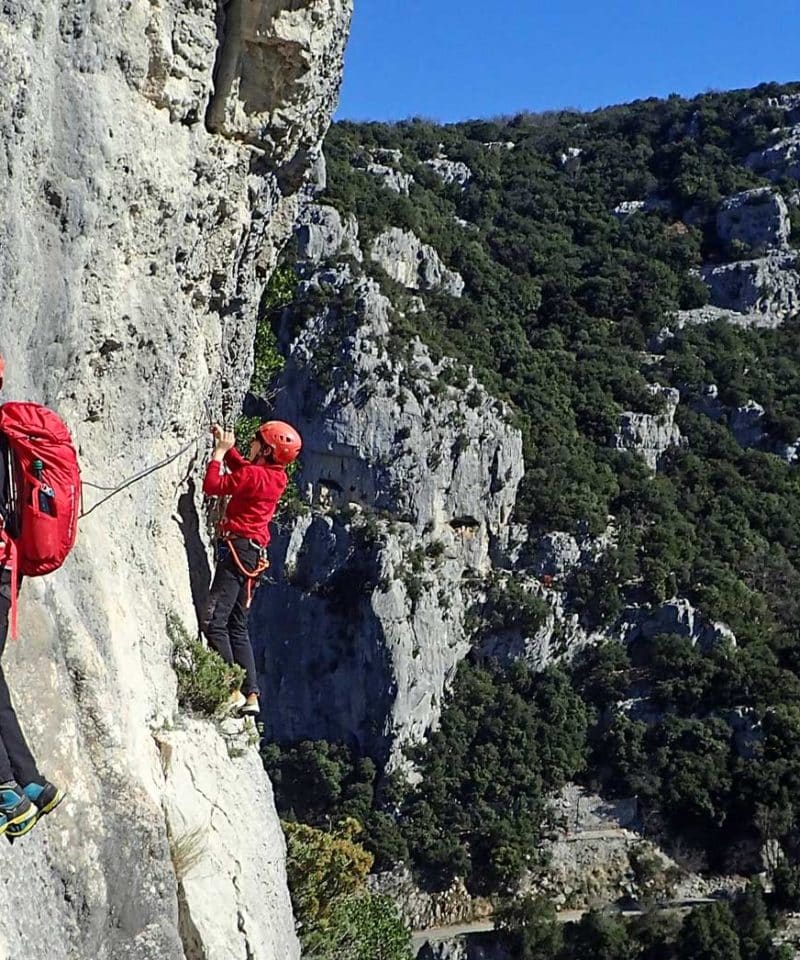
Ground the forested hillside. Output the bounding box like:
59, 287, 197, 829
260, 82, 800, 940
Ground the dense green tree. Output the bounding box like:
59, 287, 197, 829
495, 896, 564, 960
675, 903, 742, 960
564, 910, 635, 960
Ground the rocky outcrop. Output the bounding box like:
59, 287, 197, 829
358, 147, 416, 195
417, 942, 468, 960
372, 867, 489, 931
371, 228, 466, 296
207, 0, 351, 164
621, 598, 737, 653
675, 185, 797, 329
366, 161, 415, 196
0, 0, 351, 956
250, 259, 522, 762
612, 200, 647, 218
728, 400, 766, 448
702, 253, 799, 324
531, 532, 582, 578
425, 157, 473, 189
612, 195, 672, 219
766, 93, 800, 124
296, 203, 362, 262
613, 386, 682, 471
528, 525, 615, 580
678, 251, 800, 329
157, 722, 298, 960
717, 188, 791, 253
690, 388, 775, 451
776, 437, 800, 464
275, 269, 519, 532
745, 126, 800, 182
560, 147, 582, 169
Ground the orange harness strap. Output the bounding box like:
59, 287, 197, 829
0, 528, 18, 641
226, 539, 269, 610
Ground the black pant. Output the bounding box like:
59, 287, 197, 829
0, 568, 41, 786
203, 540, 261, 697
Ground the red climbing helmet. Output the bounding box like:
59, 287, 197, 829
257, 420, 302, 465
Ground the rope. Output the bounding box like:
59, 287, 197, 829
79, 435, 203, 519
225, 538, 270, 609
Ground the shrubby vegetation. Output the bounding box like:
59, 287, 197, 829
574, 635, 800, 867
266, 83, 800, 898
321, 83, 800, 637
497, 885, 792, 960
283, 818, 412, 959
267, 660, 587, 893
168, 612, 244, 716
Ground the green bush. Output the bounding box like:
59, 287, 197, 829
283, 819, 412, 960
403, 661, 587, 892
168, 613, 245, 716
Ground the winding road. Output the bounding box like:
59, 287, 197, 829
411, 899, 717, 953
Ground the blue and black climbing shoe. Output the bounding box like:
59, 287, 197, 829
0, 782, 37, 839
6, 780, 64, 840
24, 780, 64, 817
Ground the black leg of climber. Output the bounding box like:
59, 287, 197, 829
0, 354, 65, 839
202, 420, 302, 717
0, 570, 38, 837
205, 540, 262, 702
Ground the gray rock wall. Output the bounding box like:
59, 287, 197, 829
717, 188, 790, 252
0, 1, 351, 957
251, 255, 523, 763
371, 227, 465, 297
613, 386, 682, 471
746, 125, 800, 182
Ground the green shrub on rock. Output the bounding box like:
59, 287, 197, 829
168, 612, 244, 716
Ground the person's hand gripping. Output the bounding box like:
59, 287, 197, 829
211, 424, 236, 461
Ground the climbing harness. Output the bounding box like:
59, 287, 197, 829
220, 535, 270, 609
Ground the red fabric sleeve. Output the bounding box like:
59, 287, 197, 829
224, 448, 249, 472
203, 460, 244, 497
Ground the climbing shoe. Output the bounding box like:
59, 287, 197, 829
222, 690, 246, 716
6, 780, 65, 840
0, 782, 37, 838
239, 694, 260, 717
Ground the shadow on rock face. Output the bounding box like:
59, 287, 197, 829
250, 513, 394, 766
176, 479, 212, 625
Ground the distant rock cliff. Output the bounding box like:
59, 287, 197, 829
251, 221, 522, 762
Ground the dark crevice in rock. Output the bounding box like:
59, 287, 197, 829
177, 881, 209, 960
176, 478, 212, 624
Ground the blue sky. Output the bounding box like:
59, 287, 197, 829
337, 1, 800, 122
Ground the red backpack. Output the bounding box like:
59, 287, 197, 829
0, 402, 81, 639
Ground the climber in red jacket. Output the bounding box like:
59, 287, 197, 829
202, 420, 302, 716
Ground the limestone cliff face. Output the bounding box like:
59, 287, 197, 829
0, 2, 351, 958
250, 216, 523, 764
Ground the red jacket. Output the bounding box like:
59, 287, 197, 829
203, 448, 288, 546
